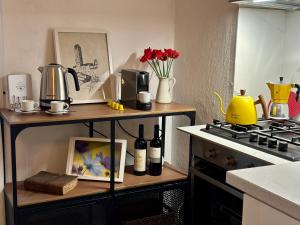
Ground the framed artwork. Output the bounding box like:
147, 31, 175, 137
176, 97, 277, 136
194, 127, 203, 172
66, 137, 127, 182
54, 28, 114, 104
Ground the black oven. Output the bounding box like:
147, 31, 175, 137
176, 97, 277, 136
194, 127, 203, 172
191, 158, 243, 225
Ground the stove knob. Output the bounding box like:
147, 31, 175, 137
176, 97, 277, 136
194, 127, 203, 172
278, 142, 288, 152
205, 148, 217, 158
224, 156, 237, 167
249, 133, 259, 142
268, 139, 278, 148
258, 136, 267, 145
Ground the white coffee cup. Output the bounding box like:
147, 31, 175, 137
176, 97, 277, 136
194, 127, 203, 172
50, 101, 69, 112
138, 91, 151, 103
21, 100, 34, 112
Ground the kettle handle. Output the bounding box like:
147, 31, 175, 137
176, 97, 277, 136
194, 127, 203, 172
68, 68, 80, 91
293, 84, 300, 102
255, 95, 269, 119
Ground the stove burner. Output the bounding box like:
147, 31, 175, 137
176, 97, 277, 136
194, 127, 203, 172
203, 119, 300, 161
231, 124, 249, 132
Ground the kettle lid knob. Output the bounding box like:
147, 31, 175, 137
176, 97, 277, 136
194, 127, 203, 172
240, 89, 246, 96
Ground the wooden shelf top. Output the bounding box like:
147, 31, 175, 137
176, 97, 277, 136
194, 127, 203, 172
0, 102, 195, 125
5, 164, 187, 207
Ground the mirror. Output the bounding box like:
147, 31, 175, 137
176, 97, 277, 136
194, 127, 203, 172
234, 8, 300, 114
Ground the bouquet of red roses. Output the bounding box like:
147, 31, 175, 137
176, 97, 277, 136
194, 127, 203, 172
140, 48, 180, 79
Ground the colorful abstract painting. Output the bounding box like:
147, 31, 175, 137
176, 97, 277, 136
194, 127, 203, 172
67, 137, 126, 182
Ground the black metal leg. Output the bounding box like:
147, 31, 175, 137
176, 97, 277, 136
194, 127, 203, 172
186, 112, 196, 225
89, 122, 94, 138
188, 112, 196, 170
109, 119, 116, 225
110, 120, 115, 194
1, 117, 6, 183
10, 127, 18, 225
161, 116, 166, 158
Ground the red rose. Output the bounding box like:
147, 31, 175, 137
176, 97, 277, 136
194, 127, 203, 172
172, 50, 180, 59
158, 52, 168, 61
144, 47, 152, 55
154, 49, 163, 59
164, 48, 180, 59
140, 55, 149, 63
140, 47, 153, 62
149, 49, 162, 60
164, 48, 173, 57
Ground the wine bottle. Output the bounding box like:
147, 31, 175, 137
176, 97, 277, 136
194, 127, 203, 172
149, 124, 162, 176
134, 124, 147, 176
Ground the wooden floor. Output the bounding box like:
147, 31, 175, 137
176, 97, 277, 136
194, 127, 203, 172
5, 164, 187, 207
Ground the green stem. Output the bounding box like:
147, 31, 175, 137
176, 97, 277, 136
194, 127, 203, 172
166, 59, 174, 77
155, 59, 163, 78
148, 60, 160, 77
166, 59, 171, 77
162, 60, 165, 78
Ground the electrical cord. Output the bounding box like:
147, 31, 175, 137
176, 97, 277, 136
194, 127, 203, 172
83, 123, 134, 157
117, 120, 162, 141
83, 121, 162, 158
117, 120, 138, 139
83, 123, 108, 138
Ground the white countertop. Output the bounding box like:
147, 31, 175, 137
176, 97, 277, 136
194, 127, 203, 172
178, 125, 299, 220
227, 162, 300, 221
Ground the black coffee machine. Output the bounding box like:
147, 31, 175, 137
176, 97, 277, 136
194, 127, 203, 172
120, 69, 152, 110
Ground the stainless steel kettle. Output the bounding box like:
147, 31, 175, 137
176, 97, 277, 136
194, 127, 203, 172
38, 64, 80, 109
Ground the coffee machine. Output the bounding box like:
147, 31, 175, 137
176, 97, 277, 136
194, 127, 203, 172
120, 69, 152, 110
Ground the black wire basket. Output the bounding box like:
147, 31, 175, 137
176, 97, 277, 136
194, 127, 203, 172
118, 188, 185, 225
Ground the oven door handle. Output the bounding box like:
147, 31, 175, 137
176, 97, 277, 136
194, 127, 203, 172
191, 168, 243, 200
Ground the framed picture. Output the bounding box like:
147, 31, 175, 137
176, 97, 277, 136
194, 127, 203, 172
66, 137, 127, 182
54, 28, 114, 104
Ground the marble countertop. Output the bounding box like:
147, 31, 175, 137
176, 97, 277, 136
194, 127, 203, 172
227, 162, 300, 221
178, 125, 299, 220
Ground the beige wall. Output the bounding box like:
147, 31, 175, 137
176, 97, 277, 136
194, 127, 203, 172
172, 0, 238, 170
0, 0, 175, 224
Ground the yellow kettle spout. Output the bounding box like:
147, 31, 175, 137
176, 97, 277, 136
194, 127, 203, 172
214, 92, 226, 115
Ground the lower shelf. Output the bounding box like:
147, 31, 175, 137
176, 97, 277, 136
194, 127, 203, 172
5, 164, 187, 207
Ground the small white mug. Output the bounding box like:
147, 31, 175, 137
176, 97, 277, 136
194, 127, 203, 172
138, 91, 151, 103
21, 100, 34, 112
50, 101, 69, 112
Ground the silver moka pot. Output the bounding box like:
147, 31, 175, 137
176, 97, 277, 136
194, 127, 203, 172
38, 64, 80, 109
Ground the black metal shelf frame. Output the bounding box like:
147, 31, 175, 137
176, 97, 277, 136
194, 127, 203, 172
0, 110, 196, 225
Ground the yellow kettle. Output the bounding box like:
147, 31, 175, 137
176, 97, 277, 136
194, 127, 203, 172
214, 90, 268, 125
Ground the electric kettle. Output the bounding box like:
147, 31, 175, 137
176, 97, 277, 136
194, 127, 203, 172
214, 90, 268, 125
38, 64, 80, 109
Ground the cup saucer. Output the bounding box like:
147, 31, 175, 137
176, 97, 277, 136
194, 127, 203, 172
45, 110, 69, 115
15, 109, 39, 114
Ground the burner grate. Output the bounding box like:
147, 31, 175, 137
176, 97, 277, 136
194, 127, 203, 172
202, 119, 300, 161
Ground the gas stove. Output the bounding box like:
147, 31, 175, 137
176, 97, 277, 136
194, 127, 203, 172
203, 119, 300, 161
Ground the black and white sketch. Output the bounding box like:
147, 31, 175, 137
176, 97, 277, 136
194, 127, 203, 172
73, 44, 101, 93
54, 29, 113, 104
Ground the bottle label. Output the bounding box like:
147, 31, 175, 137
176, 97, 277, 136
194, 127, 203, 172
150, 147, 161, 163
134, 149, 146, 172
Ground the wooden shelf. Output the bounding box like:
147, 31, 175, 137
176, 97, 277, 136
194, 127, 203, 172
0, 102, 196, 125
5, 164, 187, 207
